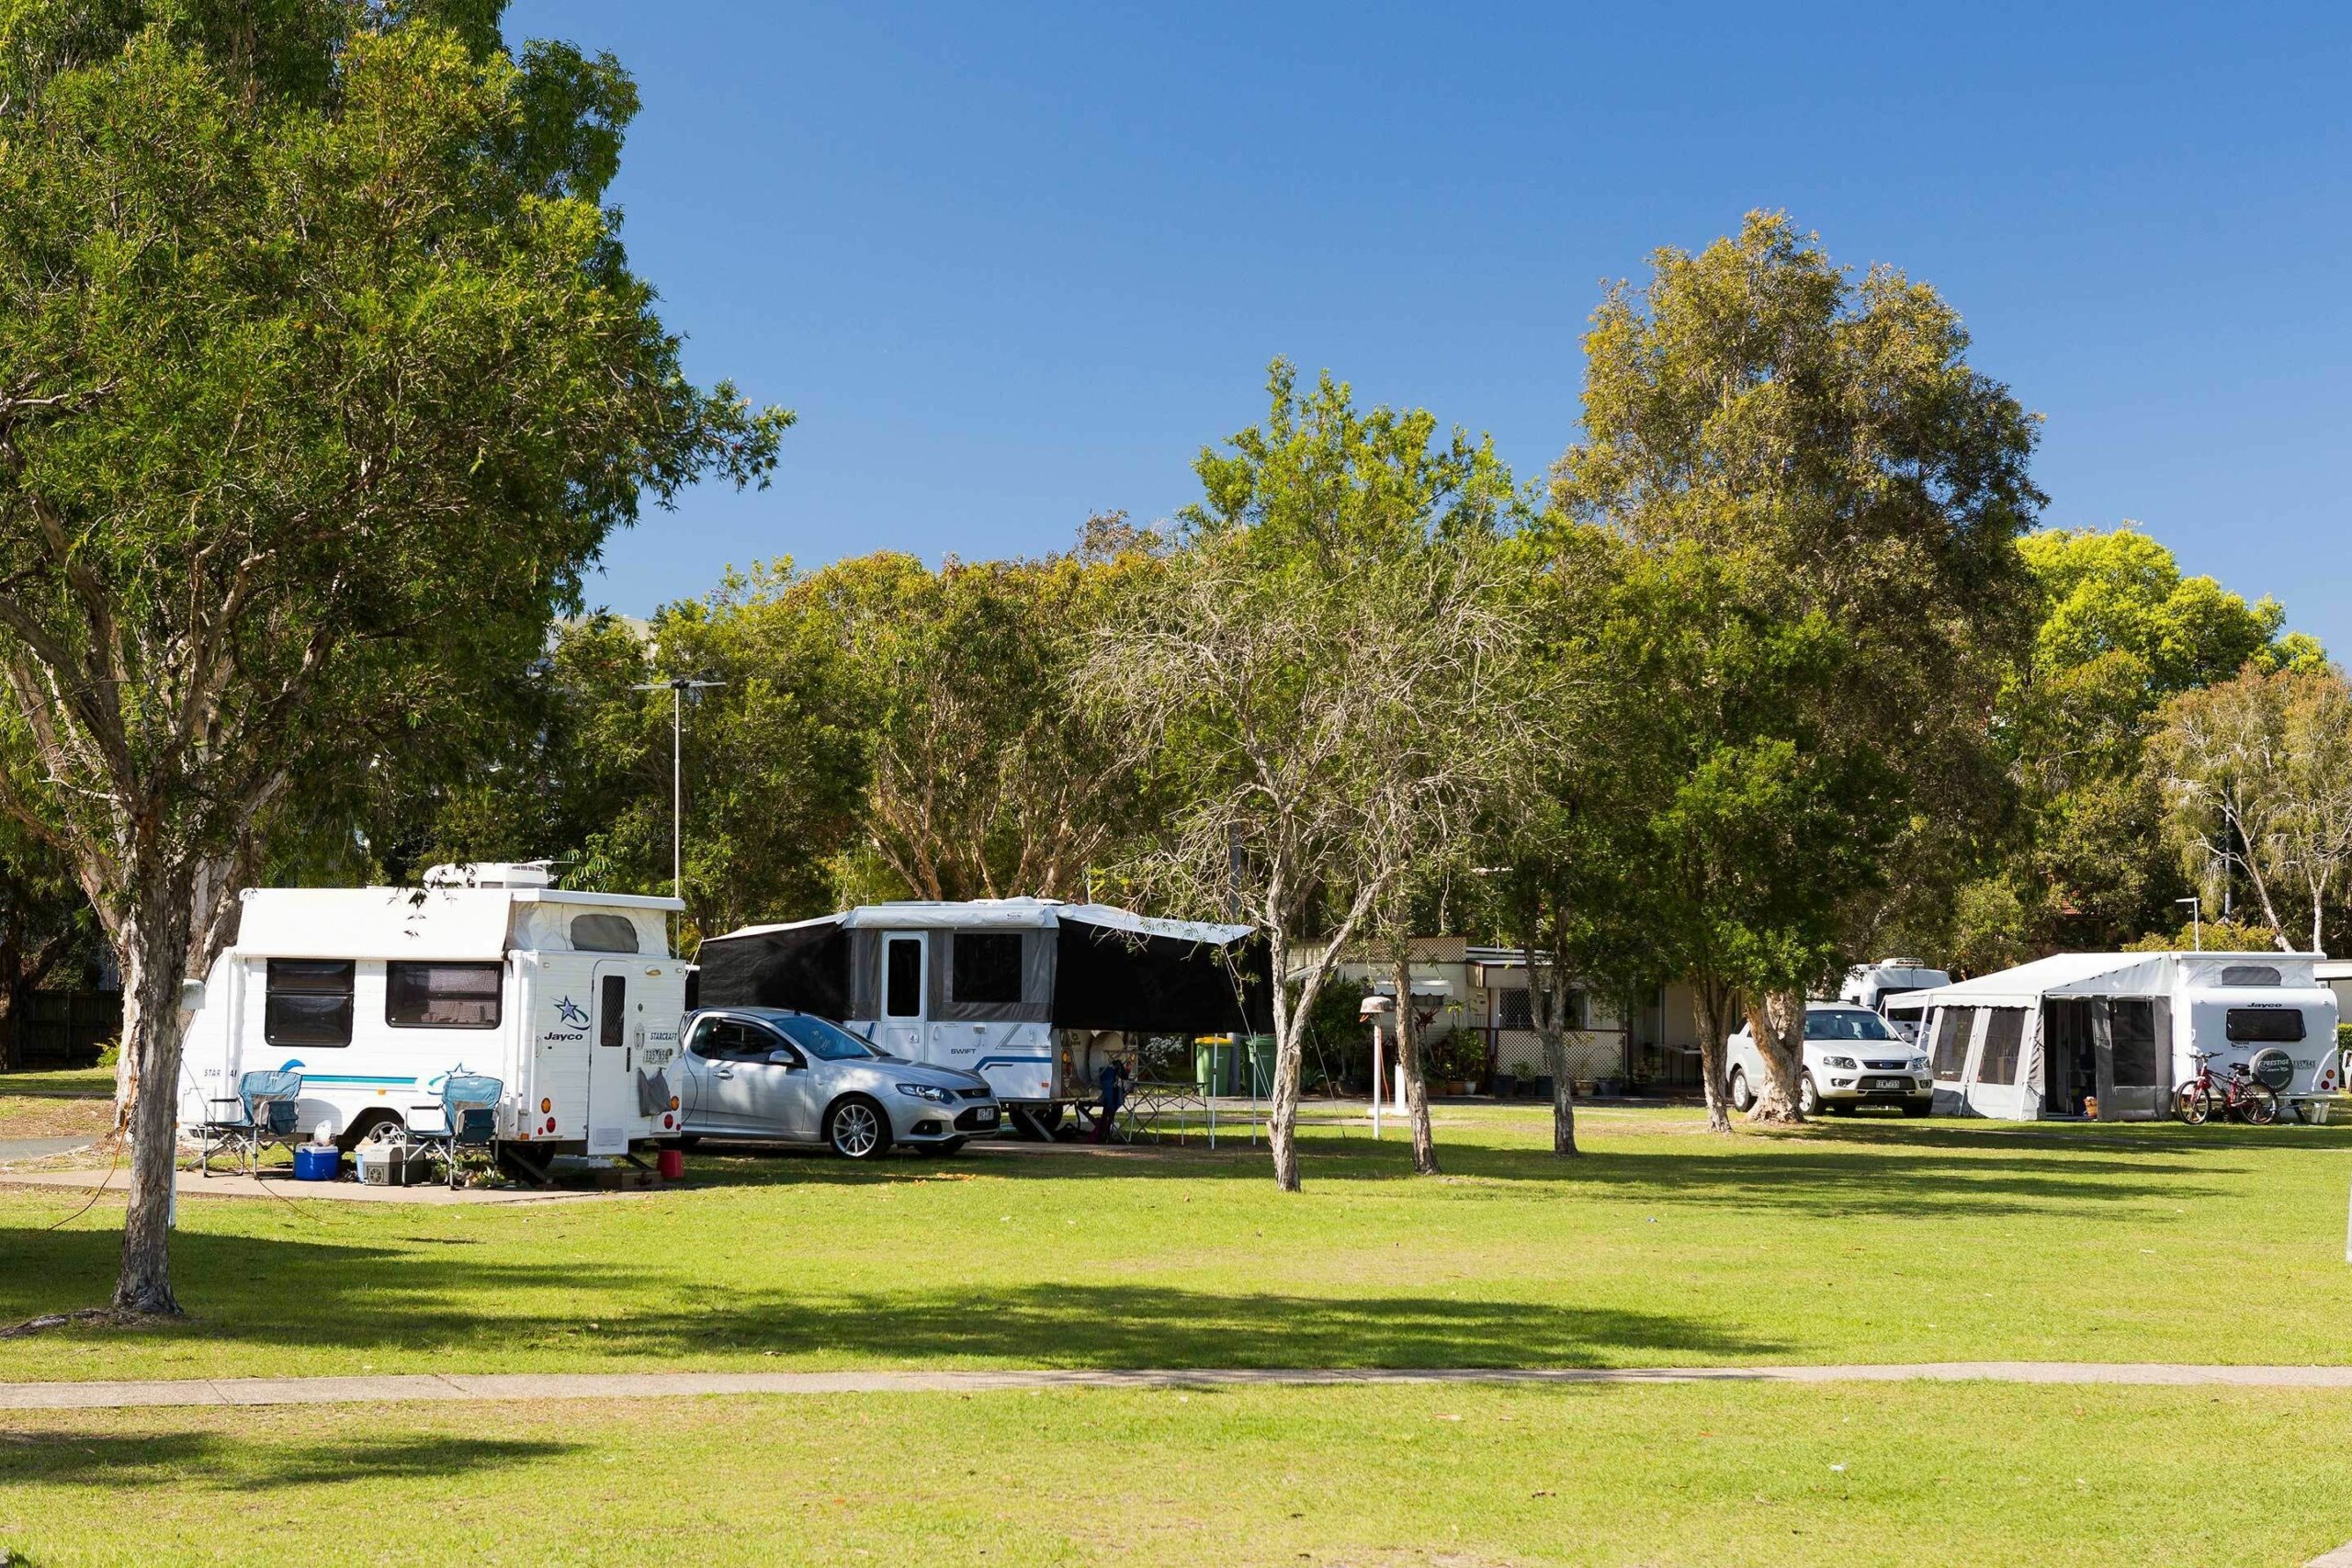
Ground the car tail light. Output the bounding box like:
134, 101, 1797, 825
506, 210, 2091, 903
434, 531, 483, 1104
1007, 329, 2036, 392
540, 1098, 552, 1113
662, 1113, 673, 1128
545, 1116, 557, 1133
669, 1095, 680, 1110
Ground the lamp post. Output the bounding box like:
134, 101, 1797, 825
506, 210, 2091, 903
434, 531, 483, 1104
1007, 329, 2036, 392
2176, 896, 2201, 953
636, 676, 725, 919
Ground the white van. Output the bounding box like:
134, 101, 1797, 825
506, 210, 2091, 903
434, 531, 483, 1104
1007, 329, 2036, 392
175, 863, 690, 1172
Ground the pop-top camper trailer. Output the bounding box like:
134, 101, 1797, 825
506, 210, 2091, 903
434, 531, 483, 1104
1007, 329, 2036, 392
176, 863, 690, 1168
1838, 958, 1951, 1043
694, 898, 1269, 1110
1910, 950, 2340, 1122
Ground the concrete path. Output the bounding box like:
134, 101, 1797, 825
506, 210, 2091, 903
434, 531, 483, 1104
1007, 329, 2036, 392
0, 1136, 92, 1162
11, 1361, 2352, 1412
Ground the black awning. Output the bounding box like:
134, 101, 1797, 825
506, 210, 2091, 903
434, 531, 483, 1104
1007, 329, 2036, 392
695, 921, 852, 1019
1050, 914, 1269, 1034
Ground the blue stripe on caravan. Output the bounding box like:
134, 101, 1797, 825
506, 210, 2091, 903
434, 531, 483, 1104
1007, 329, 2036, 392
973, 1055, 1055, 1070
291, 1075, 419, 1087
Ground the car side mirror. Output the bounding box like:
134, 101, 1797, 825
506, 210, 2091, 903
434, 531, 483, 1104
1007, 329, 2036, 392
767, 1050, 797, 1069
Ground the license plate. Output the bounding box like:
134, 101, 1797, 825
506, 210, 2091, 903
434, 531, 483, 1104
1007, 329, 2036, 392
1865, 1077, 1907, 1092
976, 1111, 998, 1123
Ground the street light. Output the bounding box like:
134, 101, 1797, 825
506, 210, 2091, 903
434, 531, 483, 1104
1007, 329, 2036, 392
635, 676, 726, 908
2176, 896, 2201, 952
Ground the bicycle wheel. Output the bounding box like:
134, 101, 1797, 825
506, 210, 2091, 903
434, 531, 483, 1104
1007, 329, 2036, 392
2237, 1082, 2279, 1125
2178, 1083, 2213, 1125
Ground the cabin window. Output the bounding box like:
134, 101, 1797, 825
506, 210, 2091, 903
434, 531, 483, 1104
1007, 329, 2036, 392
952, 932, 1024, 1005
386, 962, 503, 1030
1977, 1008, 2026, 1085
1928, 1006, 1976, 1078
570, 913, 640, 954
1498, 989, 1534, 1031
265, 960, 355, 1047
2226, 1008, 2305, 1043
2220, 964, 2281, 988
599, 974, 628, 1048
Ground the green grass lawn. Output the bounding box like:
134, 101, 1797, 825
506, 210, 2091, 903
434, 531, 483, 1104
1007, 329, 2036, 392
6, 1381, 2352, 1566
5, 1104, 2352, 1382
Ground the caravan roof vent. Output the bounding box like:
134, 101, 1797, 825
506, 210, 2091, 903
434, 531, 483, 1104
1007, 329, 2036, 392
422, 862, 554, 891
1877, 957, 1927, 970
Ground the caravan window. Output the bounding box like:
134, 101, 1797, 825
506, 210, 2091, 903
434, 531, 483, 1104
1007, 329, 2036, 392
2226, 1008, 2305, 1043
386, 962, 502, 1030
265, 960, 355, 1047
1977, 1008, 2025, 1084
569, 914, 639, 954
952, 933, 1023, 1005
884, 938, 922, 1018
1929, 1007, 1976, 1078
2220, 964, 2281, 988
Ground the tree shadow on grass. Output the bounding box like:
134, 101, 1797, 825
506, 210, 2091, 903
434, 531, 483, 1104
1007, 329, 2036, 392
0, 1427, 575, 1488
0, 1225, 1781, 1371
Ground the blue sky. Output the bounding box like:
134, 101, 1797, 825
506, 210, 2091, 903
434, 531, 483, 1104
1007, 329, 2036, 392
506, 2, 2352, 650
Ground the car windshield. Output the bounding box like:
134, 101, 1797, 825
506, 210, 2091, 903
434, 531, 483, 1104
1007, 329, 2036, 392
1805, 1010, 1896, 1042
773, 1014, 879, 1060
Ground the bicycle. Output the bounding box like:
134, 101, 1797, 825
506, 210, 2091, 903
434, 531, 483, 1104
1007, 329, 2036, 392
2177, 1049, 2279, 1125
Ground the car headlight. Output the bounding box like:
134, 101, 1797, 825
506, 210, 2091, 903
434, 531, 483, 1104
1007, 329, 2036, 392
1823, 1055, 1857, 1070
895, 1083, 952, 1104
1911, 1056, 1929, 1072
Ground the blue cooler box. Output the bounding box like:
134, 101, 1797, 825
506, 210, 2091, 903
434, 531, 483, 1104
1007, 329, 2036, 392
292, 1145, 341, 1181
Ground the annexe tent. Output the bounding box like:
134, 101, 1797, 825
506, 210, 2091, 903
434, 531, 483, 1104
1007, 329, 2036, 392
1910, 951, 2337, 1122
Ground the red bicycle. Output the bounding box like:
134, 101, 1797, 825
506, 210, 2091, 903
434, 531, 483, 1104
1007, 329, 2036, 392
2177, 1049, 2279, 1125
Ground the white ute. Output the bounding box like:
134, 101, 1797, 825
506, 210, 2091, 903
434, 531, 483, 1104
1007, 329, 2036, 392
1724, 1002, 1934, 1116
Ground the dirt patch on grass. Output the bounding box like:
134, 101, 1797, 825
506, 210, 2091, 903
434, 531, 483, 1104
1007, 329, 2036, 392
0, 1094, 113, 1142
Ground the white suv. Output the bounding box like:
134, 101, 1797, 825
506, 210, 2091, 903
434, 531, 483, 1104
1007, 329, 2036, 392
1725, 1003, 1933, 1117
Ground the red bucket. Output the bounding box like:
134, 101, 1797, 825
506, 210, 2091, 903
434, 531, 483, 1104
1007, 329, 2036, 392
657, 1146, 685, 1181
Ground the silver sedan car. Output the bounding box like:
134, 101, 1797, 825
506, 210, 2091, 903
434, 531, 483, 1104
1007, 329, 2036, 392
675, 1007, 1001, 1158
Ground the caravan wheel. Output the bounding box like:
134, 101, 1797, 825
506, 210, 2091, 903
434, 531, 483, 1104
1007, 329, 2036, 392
337, 1111, 405, 1155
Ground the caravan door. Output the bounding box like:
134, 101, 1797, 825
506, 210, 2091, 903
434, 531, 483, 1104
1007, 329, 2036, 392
875, 933, 927, 1061
585, 962, 639, 1155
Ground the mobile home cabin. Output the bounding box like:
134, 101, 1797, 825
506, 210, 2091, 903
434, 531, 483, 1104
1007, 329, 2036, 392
694, 899, 1268, 1107
1911, 951, 2339, 1122
177, 864, 690, 1165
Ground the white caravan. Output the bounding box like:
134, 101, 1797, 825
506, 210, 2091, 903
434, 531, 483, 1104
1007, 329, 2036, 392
175, 863, 690, 1169
1838, 958, 1951, 1043
1910, 950, 2340, 1122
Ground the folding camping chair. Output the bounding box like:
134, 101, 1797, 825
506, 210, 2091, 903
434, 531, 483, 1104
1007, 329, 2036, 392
413, 1074, 503, 1189
196, 1069, 303, 1178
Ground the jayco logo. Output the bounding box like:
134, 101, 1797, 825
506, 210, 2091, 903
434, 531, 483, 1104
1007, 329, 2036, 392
552, 996, 592, 1029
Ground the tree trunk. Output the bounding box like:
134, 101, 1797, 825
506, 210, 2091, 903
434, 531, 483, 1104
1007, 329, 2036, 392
1266, 928, 1305, 1192
1392, 955, 1438, 1175
1691, 976, 1739, 1134
1746, 988, 1808, 1124
1521, 938, 1578, 1157
0, 937, 17, 1074
111, 870, 198, 1317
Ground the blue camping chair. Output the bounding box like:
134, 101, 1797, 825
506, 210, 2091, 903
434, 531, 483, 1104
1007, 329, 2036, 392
416, 1074, 503, 1188
196, 1070, 303, 1178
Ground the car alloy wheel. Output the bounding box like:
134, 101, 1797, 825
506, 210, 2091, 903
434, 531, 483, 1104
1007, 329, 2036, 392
829, 1099, 886, 1159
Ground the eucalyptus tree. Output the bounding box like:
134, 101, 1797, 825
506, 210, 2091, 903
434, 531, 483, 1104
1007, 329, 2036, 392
1555, 212, 2042, 1122
2151, 664, 2352, 955
1083, 362, 1529, 1191
0, 6, 787, 1314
